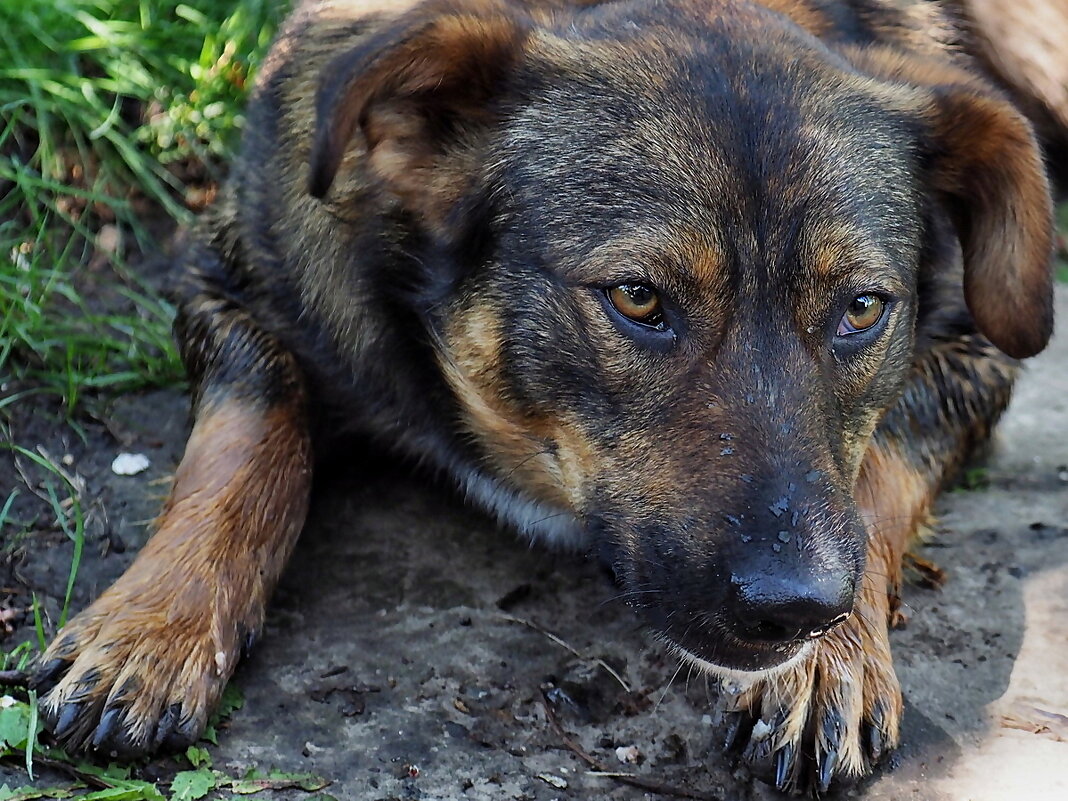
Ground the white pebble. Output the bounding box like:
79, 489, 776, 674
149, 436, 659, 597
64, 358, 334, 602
538, 773, 568, 789
751, 719, 774, 742
615, 745, 641, 764
111, 452, 150, 476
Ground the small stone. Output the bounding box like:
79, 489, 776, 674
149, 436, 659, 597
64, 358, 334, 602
537, 773, 568, 789
751, 719, 773, 742
769, 496, 789, 517
96, 224, 122, 256
111, 452, 150, 476
615, 745, 641, 764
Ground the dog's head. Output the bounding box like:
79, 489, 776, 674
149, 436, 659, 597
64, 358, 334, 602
309, 0, 1053, 672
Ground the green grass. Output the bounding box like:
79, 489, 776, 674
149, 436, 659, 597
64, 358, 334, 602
0, 445, 86, 628
0, 681, 332, 800
0, 0, 288, 415
1, 4, 294, 794
1056, 202, 1068, 284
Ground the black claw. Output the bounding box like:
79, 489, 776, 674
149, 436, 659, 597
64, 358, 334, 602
820, 708, 844, 750
816, 748, 839, 794
241, 629, 258, 658
92, 706, 124, 751
774, 742, 796, 792
866, 703, 886, 762
53, 702, 85, 740
30, 658, 69, 692
722, 711, 746, 752
109, 719, 149, 760
159, 709, 198, 754
867, 728, 884, 763
69, 667, 102, 699
153, 703, 182, 751
771, 707, 790, 729
742, 731, 774, 766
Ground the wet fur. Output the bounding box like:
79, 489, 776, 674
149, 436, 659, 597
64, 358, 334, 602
33, 0, 1059, 793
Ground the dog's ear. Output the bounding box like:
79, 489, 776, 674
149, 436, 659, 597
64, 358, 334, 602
922, 85, 1054, 359
308, 0, 529, 224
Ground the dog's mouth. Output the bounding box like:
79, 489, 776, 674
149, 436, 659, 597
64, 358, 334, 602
593, 530, 853, 673
644, 603, 811, 673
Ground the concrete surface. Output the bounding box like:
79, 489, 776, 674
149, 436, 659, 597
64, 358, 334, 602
3, 291, 1067, 800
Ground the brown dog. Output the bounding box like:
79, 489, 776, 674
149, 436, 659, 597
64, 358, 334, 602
31, 0, 1063, 794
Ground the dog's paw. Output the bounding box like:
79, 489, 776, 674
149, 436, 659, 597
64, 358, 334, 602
720, 610, 902, 795
30, 578, 241, 759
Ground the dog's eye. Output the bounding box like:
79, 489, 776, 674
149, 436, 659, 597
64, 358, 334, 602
837, 294, 885, 336
607, 283, 665, 328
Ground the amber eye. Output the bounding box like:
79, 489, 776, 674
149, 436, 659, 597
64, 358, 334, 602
607, 283, 664, 327
837, 294, 885, 336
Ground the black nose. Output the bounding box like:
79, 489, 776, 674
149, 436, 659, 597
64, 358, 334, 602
727, 572, 855, 644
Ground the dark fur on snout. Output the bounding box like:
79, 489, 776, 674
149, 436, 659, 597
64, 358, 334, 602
31, 0, 1062, 794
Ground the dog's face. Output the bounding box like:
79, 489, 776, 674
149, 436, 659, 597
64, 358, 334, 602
310, 0, 1052, 671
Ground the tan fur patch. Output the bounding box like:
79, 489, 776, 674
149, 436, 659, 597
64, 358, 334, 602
441, 301, 596, 513
855, 439, 937, 596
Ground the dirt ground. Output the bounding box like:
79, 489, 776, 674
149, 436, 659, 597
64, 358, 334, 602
2, 291, 1067, 801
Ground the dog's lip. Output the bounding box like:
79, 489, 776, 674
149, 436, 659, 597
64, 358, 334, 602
632, 597, 806, 671
659, 625, 805, 672
669, 638, 813, 680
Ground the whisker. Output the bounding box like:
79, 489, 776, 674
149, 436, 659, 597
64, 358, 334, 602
654, 657, 687, 714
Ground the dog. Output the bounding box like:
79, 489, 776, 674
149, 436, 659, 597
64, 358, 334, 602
30, 0, 1064, 794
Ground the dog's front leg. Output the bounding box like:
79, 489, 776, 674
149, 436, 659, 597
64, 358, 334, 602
721, 505, 904, 794
722, 335, 1018, 794
31, 259, 312, 758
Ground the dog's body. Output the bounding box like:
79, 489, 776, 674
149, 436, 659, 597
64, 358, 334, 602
32, 0, 1064, 793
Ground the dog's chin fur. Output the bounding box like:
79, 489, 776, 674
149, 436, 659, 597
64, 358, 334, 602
668, 639, 814, 685
457, 463, 585, 548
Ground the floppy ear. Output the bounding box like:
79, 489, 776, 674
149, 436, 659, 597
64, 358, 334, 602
923, 85, 1054, 359
308, 0, 529, 225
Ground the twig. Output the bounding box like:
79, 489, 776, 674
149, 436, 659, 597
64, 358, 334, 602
501, 614, 632, 692
34, 447, 86, 497
0, 669, 29, 687
540, 691, 723, 801
0, 752, 105, 790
